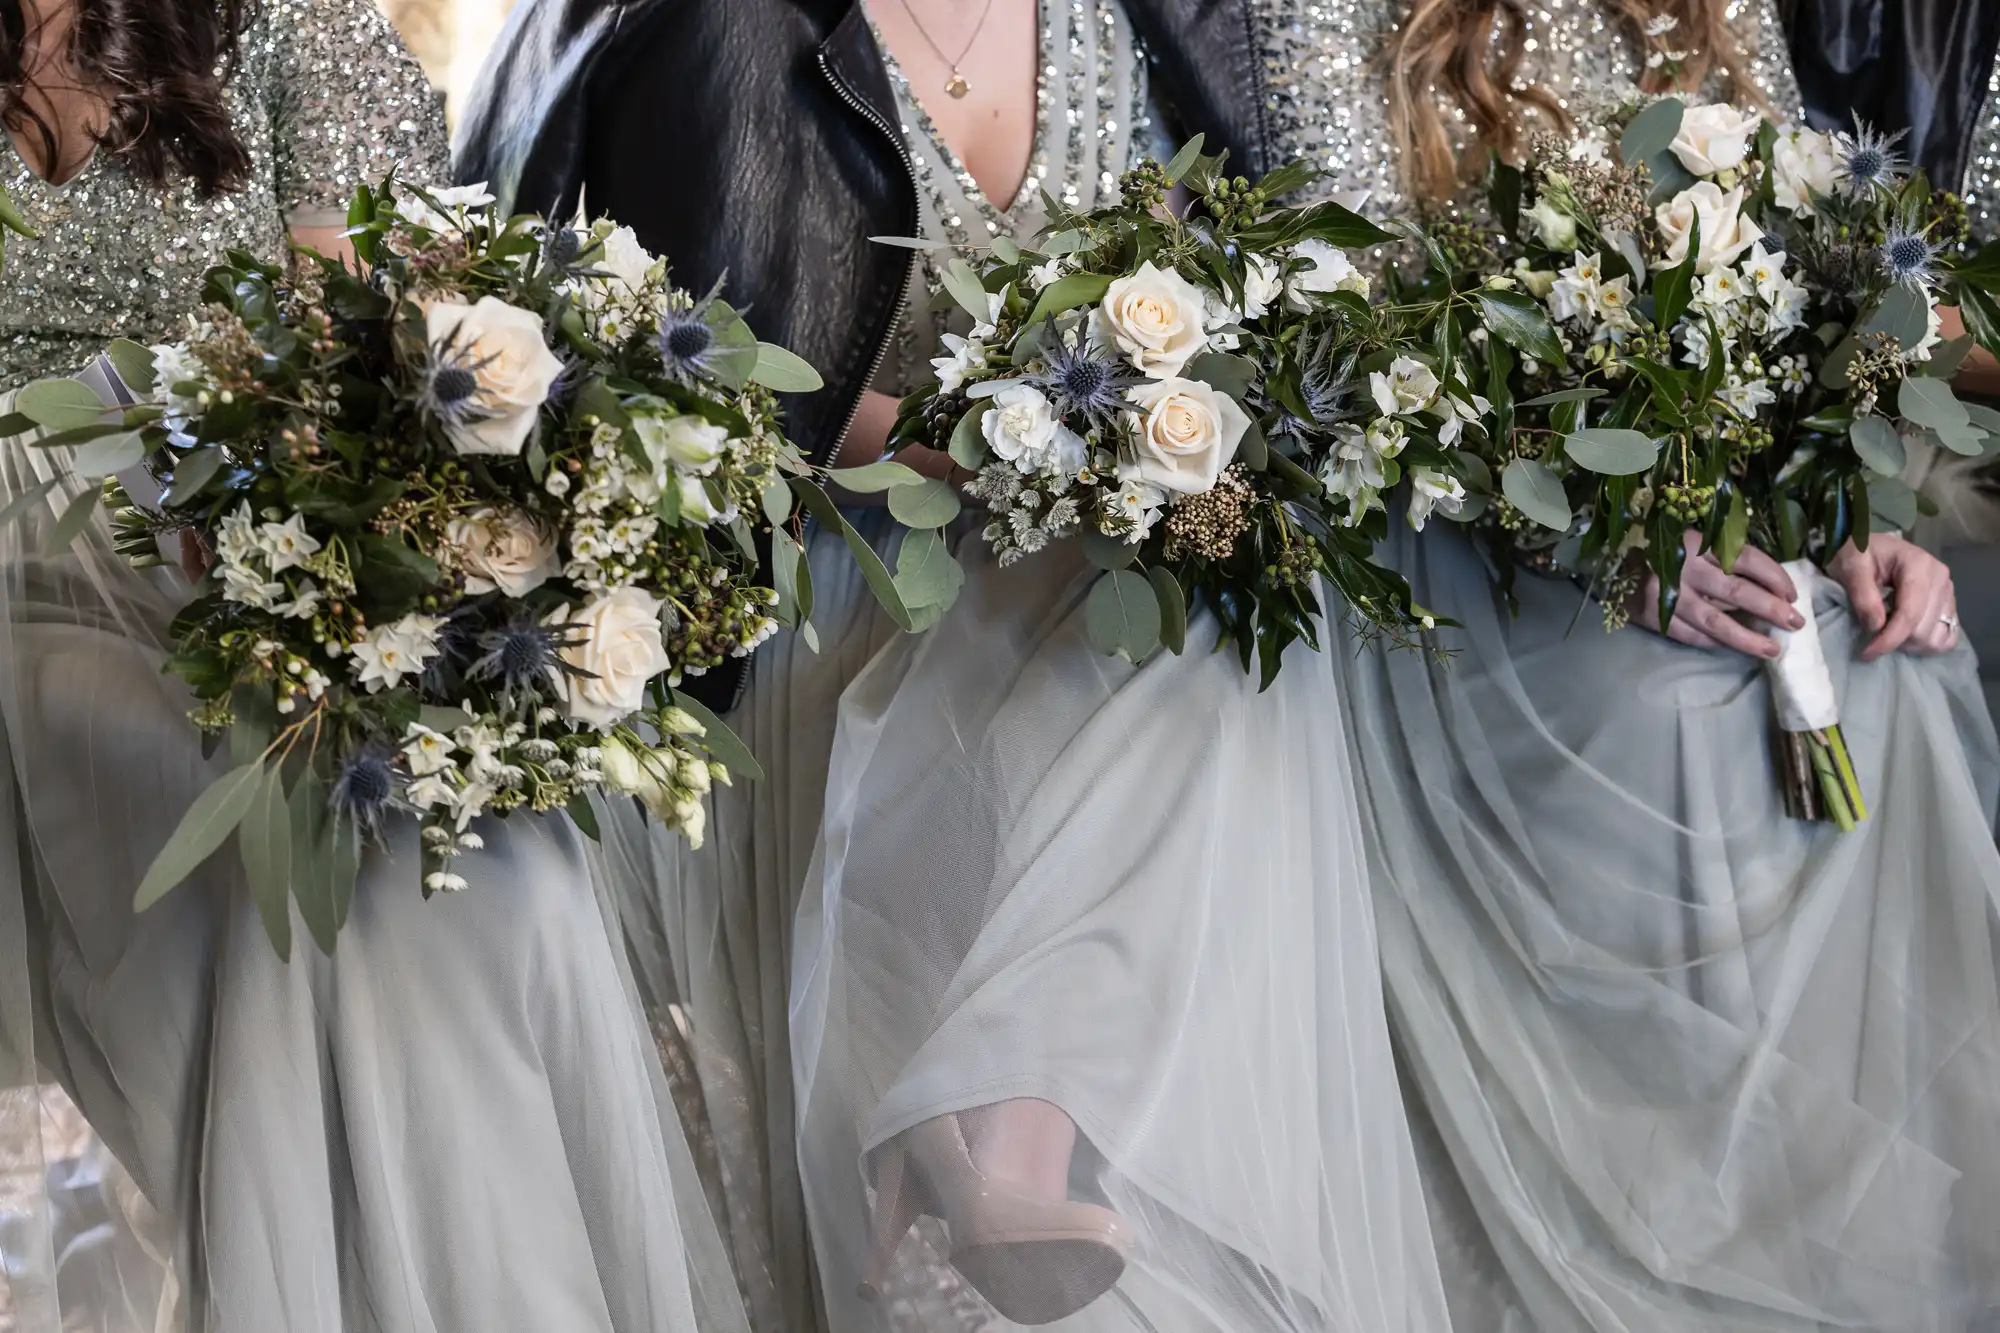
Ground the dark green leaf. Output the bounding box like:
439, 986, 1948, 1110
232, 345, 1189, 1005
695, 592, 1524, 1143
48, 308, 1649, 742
239, 766, 292, 961
670, 689, 766, 784
1652, 227, 1700, 332
1184, 353, 1257, 401
1083, 568, 1162, 662
1953, 239, 2000, 292
1149, 566, 1188, 655
567, 792, 602, 841
1958, 285, 2000, 360
1238, 418, 1269, 471
1163, 134, 1206, 185
1474, 289, 1565, 364
1518, 386, 1608, 408
134, 760, 264, 911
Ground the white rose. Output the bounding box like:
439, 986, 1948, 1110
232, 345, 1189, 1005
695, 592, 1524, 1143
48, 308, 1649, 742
1668, 103, 1762, 176
1370, 356, 1441, 417
1525, 196, 1579, 251
635, 412, 731, 476
982, 384, 1061, 467
1655, 181, 1765, 274
1125, 377, 1251, 495
546, 588, 673, 729
1096, 260, 1210, 375
426, 296, 567, 457
1771, 127, 1838, 214
1286, 238, 1370, 309
446, 507, 560, 597
1241, 254, 1284, 320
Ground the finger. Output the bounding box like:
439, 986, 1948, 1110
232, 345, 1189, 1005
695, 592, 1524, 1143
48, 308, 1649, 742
1688, 602, 1782, 659
1708, 573, 1805, 630
1729, 544, 1799, 605
1839, 551, 1888, 632
1664, 616, 1723, 652
1910, 585, 1960, 655
1864, 575, 1931, 660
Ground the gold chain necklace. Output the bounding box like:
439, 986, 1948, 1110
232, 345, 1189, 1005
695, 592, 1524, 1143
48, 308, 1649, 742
889, 0, 1000, 99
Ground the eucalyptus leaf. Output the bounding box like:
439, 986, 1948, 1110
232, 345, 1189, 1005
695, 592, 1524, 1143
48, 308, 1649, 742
43, 487, 100, 554
761, 476, 794, 527
134, 761, 264, 911
1965, 403, 2000, 439
70, 430, 145, 479
1897, 375, 1970, 433
887, 475, 963, 528
239, 766, 293, 961
1861, 286, 1932, 354
1867, 475, 1920, 532
749, 342, 825, 393
828, 459, 926, 493
0, 476, 60, 531
288, 769, 340, 955
670, 689, 766, 784
1501, 457, 1572, 530
1848, 415, 1907, 474
1474, 289, 1565, 364
1922, 334, 1976, 380
17, 378, 107, 431
1563, 427, 1658, 475
893, 526, 965, 611
992, 236, 1022, 264
1620, 97, 1685, 166
104, 339, 158, 396
789, 478, 915, 631
1149, 566, 1188, 655
772, 527, 805, 626
1080, 528, 1140, 571
1519, 387, 1608, 408
1083, 569, 1162, 663
868, 235, 956, 251
949, 400, 993, 471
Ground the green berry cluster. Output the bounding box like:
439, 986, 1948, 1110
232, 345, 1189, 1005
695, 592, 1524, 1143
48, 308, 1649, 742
1118, 159, 1170, 211
1660, 482, 1717, 524
1204, 175, 1270, 227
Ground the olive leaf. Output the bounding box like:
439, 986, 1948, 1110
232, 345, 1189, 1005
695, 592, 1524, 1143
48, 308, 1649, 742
670, 689, 766, 784
134, 761, 266, 911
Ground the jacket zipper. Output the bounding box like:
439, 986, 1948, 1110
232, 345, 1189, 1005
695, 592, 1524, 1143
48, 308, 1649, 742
815, 45, 918, 466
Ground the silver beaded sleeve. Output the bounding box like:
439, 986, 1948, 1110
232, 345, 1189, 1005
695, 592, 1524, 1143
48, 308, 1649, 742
1963, 58, 2000, 245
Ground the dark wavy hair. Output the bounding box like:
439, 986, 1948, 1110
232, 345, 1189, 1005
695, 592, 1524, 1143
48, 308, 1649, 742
0, 0, 254, 194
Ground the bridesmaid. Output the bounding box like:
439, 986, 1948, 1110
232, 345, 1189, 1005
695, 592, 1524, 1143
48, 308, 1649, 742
0, 3, 747, 1331
1249, 0, 2000, 1327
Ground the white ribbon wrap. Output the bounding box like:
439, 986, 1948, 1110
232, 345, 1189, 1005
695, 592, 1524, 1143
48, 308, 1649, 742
1766, 558, 1839, 732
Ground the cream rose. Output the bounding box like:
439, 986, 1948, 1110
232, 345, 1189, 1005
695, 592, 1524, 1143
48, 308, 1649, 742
1771, 126, 1838, 214
1096, 260, 1210, 375
426, 296, 566, 457
1668, 103, 1762, 176
546, 588, 673, 729
597, 225, 655, 291
1125, 377, 1251, 495
1655, 181, 1764, 274
446, 507, 559, 597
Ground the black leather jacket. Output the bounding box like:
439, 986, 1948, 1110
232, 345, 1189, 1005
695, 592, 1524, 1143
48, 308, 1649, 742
1781, 0, 2000, 193
454, 0, 1270, 706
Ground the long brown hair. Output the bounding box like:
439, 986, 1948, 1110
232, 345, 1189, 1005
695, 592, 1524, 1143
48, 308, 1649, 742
1383, 0, 1758, 204
0, 0, 253, 194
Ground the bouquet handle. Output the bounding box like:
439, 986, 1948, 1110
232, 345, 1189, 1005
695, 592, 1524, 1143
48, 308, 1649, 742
1767, 559, 1867, 830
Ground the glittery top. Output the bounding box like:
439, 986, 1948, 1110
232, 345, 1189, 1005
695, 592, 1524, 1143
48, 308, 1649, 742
0, 0, 450, 391
1962, 54, 2000, 244
1249, 0, 1802, 221
870, 0, 1156, 394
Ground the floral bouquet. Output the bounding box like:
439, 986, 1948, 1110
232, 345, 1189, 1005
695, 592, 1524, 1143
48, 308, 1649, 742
879, 139, 1493, 685
1427, 95, 2000, 827
3, 180, 895, 955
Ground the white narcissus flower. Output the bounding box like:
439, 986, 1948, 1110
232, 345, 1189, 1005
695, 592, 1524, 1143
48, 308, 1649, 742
1407, 467, 1468, 531
546, 588, 673, 729
446, 507, 560, 597
931, 333, 988, 393
397, 181, 496, 232
350, 613, 445, 694
427, 296, 567, 457
1547, 251, 1605, 325
1286, 238, 1371, 309
982, 384, 1062, 468
255, 512, 321, 573
215, 501, 259, 567
1109, 471, 1168, 543
220, 564, 286, 610
402, 723, 455, 777
1668, 102, 1762, 176
1525, 196, 1579, 251
1655, 181, 1764, 274
1096, 259, 1211, 375
1370, 356, 1441, 417
1125, 377, 1252, 495
1026, 258, 1068, 289
1770, 126, 1839, 214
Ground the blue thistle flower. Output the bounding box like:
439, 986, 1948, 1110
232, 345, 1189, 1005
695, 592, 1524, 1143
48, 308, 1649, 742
543, 225, 586, 270
1027, 331, 1140, 432
420, 327, 501, 433
1273, 335, 1362, 443
654, 277, 734, 385
332, 747, 397, 838
1878, 222, 1942, 289
1832, 117, 1909, 197
470, 618, 589, 696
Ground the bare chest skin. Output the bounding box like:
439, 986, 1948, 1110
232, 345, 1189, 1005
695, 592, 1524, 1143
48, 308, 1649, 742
866, 0, 1040, 209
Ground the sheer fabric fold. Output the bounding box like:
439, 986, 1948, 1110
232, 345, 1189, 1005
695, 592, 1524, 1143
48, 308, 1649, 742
1335, 521, 2000, 1332
791, 538, 1450, 1331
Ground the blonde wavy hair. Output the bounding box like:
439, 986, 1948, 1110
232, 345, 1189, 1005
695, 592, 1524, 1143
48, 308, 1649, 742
1383, 0, 1761, 204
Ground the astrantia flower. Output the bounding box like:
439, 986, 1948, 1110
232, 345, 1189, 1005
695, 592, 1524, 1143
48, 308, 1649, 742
331, 747, 397, 837
1029, 335, 1140, 432
1831, 117, 1909, 197
1878, 223, 1942, 289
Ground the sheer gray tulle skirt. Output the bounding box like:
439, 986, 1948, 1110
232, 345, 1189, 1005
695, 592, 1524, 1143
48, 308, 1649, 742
1334, 521, 2000, 1333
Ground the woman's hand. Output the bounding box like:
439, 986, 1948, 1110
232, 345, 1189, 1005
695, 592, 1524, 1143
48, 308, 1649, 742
1631, 529, 1805, 660
831, 389, 962, 504
1828, 532, 1960, 660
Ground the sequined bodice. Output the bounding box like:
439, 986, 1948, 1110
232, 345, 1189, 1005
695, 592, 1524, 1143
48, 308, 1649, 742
0, 0, 449, 391
1963, 63, 2000, 243
871, 0, 1158, 393
1250, 0, 1802, 220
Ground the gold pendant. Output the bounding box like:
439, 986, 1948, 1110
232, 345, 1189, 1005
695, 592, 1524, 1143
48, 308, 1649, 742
944, 70, 970, 99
